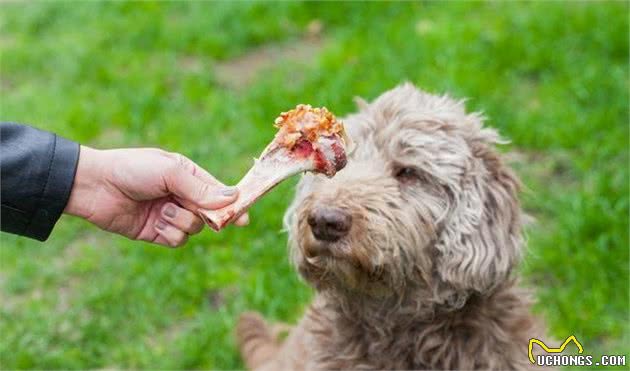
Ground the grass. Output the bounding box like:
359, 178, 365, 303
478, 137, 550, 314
0, 1, 628, 369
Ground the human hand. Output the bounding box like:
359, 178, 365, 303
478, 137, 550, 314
64, 146, 248, 247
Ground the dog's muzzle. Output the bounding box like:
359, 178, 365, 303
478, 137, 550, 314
307, 207, 352, 243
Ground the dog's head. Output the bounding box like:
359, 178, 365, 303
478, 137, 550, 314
285, 83, 523, 308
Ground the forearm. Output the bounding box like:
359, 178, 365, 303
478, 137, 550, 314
2, 129, 243, 246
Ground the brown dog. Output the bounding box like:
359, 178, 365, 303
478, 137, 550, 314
237, 83, 547, 370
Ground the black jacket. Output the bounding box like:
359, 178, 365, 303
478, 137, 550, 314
1, 123, 79, 241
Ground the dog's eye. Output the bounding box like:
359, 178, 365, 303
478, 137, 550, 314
394, 167, 419, 183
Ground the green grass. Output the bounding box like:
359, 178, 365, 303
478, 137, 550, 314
1, 1, 628, 369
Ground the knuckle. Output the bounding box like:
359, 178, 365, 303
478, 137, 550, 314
172, 155, 186, 170
174, 153, 187, 165
174, 153, 194, 171
195, 182, 214, 202
162, 152, 188, 172
156, 149, 176, 162
163, 158, 181, 179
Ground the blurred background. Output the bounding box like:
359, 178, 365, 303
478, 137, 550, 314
0, 1, 627, 369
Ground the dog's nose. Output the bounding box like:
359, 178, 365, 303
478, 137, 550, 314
307, 207, 352, 242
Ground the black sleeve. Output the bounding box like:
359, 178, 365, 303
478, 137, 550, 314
1, 123, 80, 241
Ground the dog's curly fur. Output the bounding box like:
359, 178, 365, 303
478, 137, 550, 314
236, 84, 548, 370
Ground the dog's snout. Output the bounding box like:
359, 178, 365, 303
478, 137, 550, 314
307, 207, 352, 242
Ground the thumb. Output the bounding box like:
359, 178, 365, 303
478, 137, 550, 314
165, 166, 239, 210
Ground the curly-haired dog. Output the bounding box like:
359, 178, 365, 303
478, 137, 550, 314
236, 83, 548, 370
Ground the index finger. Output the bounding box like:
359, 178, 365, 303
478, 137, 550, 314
174, 155, 234, 210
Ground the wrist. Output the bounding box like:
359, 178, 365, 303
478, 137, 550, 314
64, 145, 107, 219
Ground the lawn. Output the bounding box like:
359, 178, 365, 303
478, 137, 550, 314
0, 1, 628, 369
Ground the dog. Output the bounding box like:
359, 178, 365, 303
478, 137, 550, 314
236, 83, 548, 370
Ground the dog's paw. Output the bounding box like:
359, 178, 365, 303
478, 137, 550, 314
236, 312, 271, 345
236, 312, 279, 369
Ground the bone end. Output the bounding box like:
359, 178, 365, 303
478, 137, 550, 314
198, 209, 234, 232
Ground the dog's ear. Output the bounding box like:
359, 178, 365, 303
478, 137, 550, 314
353, 96, 369, 111
434, 136, 523, 294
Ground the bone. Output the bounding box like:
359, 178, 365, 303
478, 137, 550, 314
199, 105, 348, 231
199, 146, 313, 231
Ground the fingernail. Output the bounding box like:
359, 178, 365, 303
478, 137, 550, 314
155, 220, 167, 230
163, 205, 176, 218
222, 187, 237, 196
